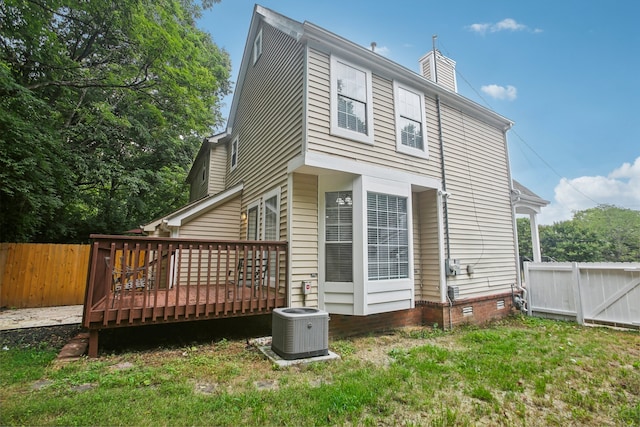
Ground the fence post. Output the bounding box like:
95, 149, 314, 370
524, 261, 532, 316
572, 262, 584, 325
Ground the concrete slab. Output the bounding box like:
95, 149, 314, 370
0, 305, 83, 331
250, 336, 340, 367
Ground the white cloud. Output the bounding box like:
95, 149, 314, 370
539, 157, 640, 224
481, 84, 517, 101
493, 18, 526, 32
468, 23, 491, 34
467, 18, 542, 35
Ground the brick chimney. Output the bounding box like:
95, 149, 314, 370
419, 50, 457, 93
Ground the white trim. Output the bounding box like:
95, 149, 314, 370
329, 55, 375, 145
286, 173, 294, 307
318, 175, 354, 312
393, 81, 429, 159
261, 186, 281, 241
246, 199, 260, 240
288, 151, 441, 190
436, 191, 447, 303
163, 182, 244, 228
361, 176, 414, 312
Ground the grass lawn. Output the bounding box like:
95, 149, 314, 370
1, 315, 638, 426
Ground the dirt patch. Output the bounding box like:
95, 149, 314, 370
0, 324, 83, 350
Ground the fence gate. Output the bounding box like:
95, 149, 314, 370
524, 262, 640, 329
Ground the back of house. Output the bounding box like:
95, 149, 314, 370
146, 5, 526, 330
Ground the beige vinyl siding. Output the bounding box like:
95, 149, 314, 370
189, 155, 209, 202
306, 48, 442, 180
174, 197, 241, 286
147, 229, 170, 238
290, 173, 319, 307
207, 145, 227, 196
415, 190, 441, 301
439, 103, 516, 297
178, 197, 242, 240
227, 23, 304, 244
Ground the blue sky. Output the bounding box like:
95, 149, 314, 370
199, 1, 640, 224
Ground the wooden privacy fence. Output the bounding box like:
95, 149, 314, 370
524, 262, 640, 329
0, 243, 90, 308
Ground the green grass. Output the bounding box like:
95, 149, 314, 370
1, 316, 638, 426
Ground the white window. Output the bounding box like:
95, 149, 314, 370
253, 28, 262, 64
367, 192, 409, 280
246, 202, 259, 240
330, 56, 374, 145
325, 191, 353, 282
230, 137, 238, 171
394, 82, 428, 158
262, 189, 280, 241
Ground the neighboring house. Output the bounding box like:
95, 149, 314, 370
144, 5, 544, 330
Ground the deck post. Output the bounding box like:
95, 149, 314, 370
88, 329, 99, 358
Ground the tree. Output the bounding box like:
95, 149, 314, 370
540, 220, 606, 262
573, 205, 640, 262
0, 0, 230, 242
516, 217, 533, 261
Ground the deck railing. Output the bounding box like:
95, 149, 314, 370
83, 235, 288, 334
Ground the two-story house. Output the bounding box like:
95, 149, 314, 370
143, 5, 534, 332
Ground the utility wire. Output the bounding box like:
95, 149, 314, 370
437, 40, 604, 208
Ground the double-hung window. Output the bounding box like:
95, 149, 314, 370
230, 137, 238, 171
330, 56, 374, 144
394, 82, 428, 158
367, 192, 409, 280
325, 191, 353, 282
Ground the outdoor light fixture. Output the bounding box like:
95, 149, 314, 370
241, 212, 247, 220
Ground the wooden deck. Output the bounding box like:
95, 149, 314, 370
83, 235, 288, 357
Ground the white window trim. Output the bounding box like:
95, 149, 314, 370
393, 81, 429, 159
253, 28, 262, 65
246, 199, 260, 240
230, 136, 238, 171
261, 187, 281, 241
330, 55, 374, 145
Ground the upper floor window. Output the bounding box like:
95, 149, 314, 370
253, 29, 262, 65
394, 82, 428, 158
330, 56, 374, 145
230, 137, 238, 171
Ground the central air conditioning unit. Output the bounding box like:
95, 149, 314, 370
271, 307, 329, 360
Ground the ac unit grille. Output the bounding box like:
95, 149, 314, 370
272, 308, 329, 360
